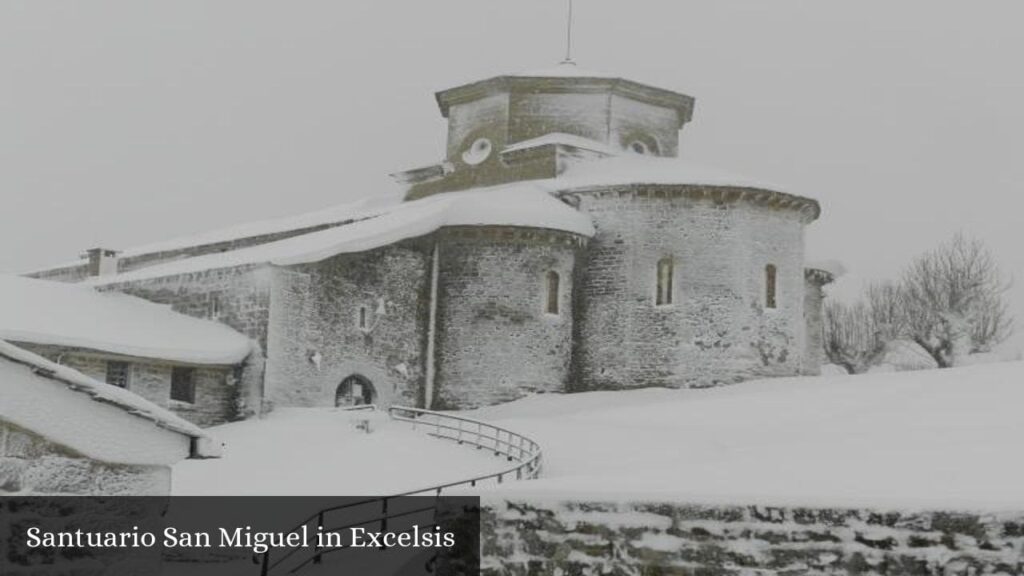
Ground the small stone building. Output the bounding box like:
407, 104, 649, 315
0, 341, 218, 496
0, 274, 252, 426
25, 62, 833, 413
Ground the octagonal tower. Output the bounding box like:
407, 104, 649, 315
397, 62, 695, 200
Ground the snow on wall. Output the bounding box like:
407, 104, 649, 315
481, 498, 1024, 575
570, 187, 809, 390
0, 274, 251, 365
432, 228, 583, 409
263, 244, 431, 410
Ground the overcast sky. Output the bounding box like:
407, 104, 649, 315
2, 1, 1022, 316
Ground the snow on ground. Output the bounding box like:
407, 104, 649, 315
175, 363, 1024, 510
172, 408, 509, 496
468, 361, 1024, 511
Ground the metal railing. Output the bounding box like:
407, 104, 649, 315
256, 405, 542, 575
387, 406, 542, 485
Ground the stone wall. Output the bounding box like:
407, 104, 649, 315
102, 265, 269, 415
570, 186, 809, 391
433, 227, 583, 409
446, 93, 511, 162
803, 270, 830, 376
508, 93, 611, 146
608, 94, 681, 156
15, 344, 237, 428
0, 420, 170, 496
105, 265, 270, 350
1, 498, 164, 575
263, 241, 432, 409
481, 498, 1024, 575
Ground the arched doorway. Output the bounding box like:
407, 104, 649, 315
335, 375, 376, 407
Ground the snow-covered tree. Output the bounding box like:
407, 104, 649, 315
823, 235, 1013, 372
823, 283, 904, 374
898, 234, 1012, 368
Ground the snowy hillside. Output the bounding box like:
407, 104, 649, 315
469, 362, 1024, 511
174, 364, 1024, 510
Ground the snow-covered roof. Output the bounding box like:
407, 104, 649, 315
0, 340, 218, 463
806, 260, 847, 278
554, 154, 791, 193
503, 133, 618, 156
22, 195, 402, 275
122, 195, 400, 258
87, 183, 595, 285
0, 275, 252, 365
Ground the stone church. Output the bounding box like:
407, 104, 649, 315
25, 62, 833, 426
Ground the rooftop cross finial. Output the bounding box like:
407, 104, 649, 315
562, 0, 575, 65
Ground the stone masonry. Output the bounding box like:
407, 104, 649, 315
12, 344, 239, 427
0, 421, 169, 496
264, 240, 432, 409
433, 227, 585, 409
481, 498, 1024, 575
571, 187, 810, 390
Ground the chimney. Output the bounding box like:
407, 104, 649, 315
84, 248, 120, 277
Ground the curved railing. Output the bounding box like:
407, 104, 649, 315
387, 406, 542, 485
256, 405, 542, 575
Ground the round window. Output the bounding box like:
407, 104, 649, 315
462, 138, 493, 165
629, 140, 651, 155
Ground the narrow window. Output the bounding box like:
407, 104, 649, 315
171, 367, 196, 404
656, 258, 674, 306
545, 271, 560, 315
358, 306, 368, 330
209, 294, 222, 318
765, 264, 778, 309
105, 361, 130, 389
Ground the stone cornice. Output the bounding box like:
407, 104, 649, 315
557, 184, 822, 223
439, 225, 589, 248
435, 76, 694, 127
